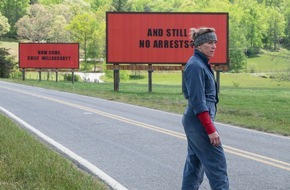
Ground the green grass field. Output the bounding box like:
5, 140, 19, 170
246, 49, 290, 72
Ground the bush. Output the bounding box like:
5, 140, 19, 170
10, 70, 22, 79
104, 69, 130, 81
0, 48, 15, 78
63, 73, 80, 82
129, 74, 146, 79
269, 69, 290, 81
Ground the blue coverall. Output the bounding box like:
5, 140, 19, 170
182, 49, 229, 190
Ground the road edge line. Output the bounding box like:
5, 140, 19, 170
0, 106, 128, 190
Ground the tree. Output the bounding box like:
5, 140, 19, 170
283, 0, 290, 48
0, 48, 15, 78
91, 0, 110, 11
38, 0, 64, 5
204, 0, 248, 71
15, 4, 53, 42
66, 12, 98, 61
49, 3, 74, 23
30, 0, 39, 4
129, 0, 152, 12
49, 15, 71, 42
87, 5, 106, 60
0, 13, 13, 78
111, 0, 132, 11
63, 0, 91, 16
233, 0, 268, 56
0, 0, 30, 37
258, 0, 284, 8
264, 7, 285, 50
0, 13, 10, 36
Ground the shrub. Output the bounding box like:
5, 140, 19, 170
0, 48, 15, 78
63, 73, 80, 82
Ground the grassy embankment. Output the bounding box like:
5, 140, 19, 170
0, 114, 109, 190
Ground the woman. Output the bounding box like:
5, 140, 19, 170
182, 27, 229, 190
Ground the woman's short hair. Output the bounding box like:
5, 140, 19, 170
189, 27, 217, 47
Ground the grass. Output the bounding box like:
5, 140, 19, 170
0, 113, 109, 190
0, 39, 19, 60
247, 49, 290, 72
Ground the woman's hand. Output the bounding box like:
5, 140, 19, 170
208, 131, 221, 146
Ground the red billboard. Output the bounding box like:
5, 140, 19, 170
106, 12, 228, 65
19, 43, 79, 69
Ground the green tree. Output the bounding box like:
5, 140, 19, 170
204, 0, 247, 71
0, 13, 10, 36
64, 0, 91, 16
15, 4, 53, 42
49, 15, 71, 42
0, 48, 15, 78
111, 0, 132, 11
87, 5, 106, 60
172, 0, 198, 12
49, 3, 74, 22
66, 12, 98, 61
281, 0, 290, 48
264, 7, 285, 50
91, 0, 110, 11
129, 0, 152, 11
38, 0, 64, 5
30, 0, 39, 4
235, 0, 268, 56
0, 0, 30, 37
257, 0, 284, 8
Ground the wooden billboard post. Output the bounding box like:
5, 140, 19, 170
114, 64, 120, 91
38, 69, 42, 81
213, 65, 229, 94
22, 68, 25, 80
55, 69, 58, 82
148, 64, 153, 92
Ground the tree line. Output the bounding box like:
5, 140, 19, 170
0, 0, 290, 72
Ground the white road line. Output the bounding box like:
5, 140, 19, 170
0, 106, 128, 190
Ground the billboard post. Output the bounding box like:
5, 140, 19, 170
56, 69, 58, 82
22, 69, 25, 81
113, 64, 120, 91
148, 64, 153, 92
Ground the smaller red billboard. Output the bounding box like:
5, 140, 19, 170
19, 43, 79, 69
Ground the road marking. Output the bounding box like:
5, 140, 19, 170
1, 85, 290, 172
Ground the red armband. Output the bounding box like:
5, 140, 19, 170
197, 111, 216, 134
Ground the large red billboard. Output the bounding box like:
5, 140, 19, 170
19, 43, 79, 69
106, 12, 228, 65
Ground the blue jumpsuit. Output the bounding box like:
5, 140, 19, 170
182, 50, 229, 190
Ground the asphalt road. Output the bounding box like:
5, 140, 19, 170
1, 81, 290, 190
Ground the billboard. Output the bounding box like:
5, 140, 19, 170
106, 12, 228, 65
19, 43, 79, 69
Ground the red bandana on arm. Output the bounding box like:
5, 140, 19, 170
197, 111, 216, 134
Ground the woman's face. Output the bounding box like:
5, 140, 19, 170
197, 40, 217, 59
